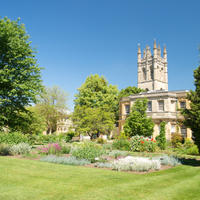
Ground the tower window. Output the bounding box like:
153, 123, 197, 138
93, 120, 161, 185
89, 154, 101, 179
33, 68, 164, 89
181, 125, 187, 138
150, 66, 154, 80
158, 100, 164, 111
143, 68, 147, 80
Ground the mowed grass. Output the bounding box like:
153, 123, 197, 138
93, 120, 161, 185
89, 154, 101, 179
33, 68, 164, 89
0, 157, 200, 200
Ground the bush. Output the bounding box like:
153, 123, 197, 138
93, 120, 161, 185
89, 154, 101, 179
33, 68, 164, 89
60, 144, 71, 154
171, 133, 183, 147
130, 135, 156, 152
97, 137, 106, 144
9, 143, 32, 155
185, 145, 199, 155
112, 138, 130, 151
0, 144, 11, 155
94, 162, 112, 168
156, 121, 166, 150
58, 131, 75, 143
0, 132, 29, 145
40, 155, 91, 166
108, 150, 129, 159
112, 156, 161, 172
37, 143, 62, 155
153, 155, 181, 166
71, 142, 104, 163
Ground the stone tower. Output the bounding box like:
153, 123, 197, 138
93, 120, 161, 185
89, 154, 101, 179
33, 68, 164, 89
137, 41, 168, 91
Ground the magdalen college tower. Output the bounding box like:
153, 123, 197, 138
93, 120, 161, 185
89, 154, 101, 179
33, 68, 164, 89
118, 41, 192, 140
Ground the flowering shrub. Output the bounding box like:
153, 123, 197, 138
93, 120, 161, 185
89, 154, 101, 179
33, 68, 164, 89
37, 143, 62, 155
112, 156, 160, 172
130, 135, 156, 152
40, 155, 91, 166
71, 142, 105, 163
9, 143, 32, 155
0, 144, 11, 155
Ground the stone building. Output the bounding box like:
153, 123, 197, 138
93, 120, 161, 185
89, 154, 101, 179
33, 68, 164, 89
119, 41, 191, 140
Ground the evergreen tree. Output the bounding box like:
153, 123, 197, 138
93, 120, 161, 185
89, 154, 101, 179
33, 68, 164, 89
124, 99, 154, 137
156, 121, 166, 150
182, 65, 200, 151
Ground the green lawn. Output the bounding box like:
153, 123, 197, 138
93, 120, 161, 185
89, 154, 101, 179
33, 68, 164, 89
0, 157, 200, 200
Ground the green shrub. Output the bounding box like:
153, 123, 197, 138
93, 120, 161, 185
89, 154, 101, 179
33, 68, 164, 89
130, 135, 156, 152
171, 133, 183, 147
153, 155, 181, 166
58, 131, 75, 143
108, 150, 129, 159
185, 145, 199, 155
0, 144, 11, 155
61, 144, 71, 154
97, 137, 106, 144
156, 122, 166, 150
0, 132, 29, 145
9, 143, 32, 155
71, 142, 104, 163
112, 138, 130, 151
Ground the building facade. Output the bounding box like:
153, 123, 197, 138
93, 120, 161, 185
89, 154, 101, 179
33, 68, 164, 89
119, 41, 191, 140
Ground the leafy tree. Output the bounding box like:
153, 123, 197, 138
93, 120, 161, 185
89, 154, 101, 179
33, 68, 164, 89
156, 121, 166, 150
36, 86, 68, 134
0, 17, 43, 130
72, 105, 115, 139
118, 86, 144, 100
74, 74, 119, 116
182, 65, 200, 151
124, 99, 154, 137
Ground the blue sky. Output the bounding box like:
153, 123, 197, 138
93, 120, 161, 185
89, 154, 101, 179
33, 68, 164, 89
1, 0, 200, 110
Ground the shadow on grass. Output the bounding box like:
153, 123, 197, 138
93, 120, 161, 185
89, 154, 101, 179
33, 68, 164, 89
180, 158, 200, 167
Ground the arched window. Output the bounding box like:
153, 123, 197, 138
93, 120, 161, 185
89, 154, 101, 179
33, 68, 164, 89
143, 68, 146, 80
150, 66, 154, 80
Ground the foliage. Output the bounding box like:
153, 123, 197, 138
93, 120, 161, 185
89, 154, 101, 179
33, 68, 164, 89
36, 86, 68, 134
9, 143, 32, 155
60, 144, 71, 154
0, 17, 43, 131
13, 106, 47, 135
37, 143, 62, 155
71, 142, 104, 163
112, 138, 130, 151
108, 150, 129, 159
0, 144, 11, 155
118, 86, 144, 100
40, 155, 91, 166
94, 162, 113, 168
171, 133, 183, 147
124, 99, 154, 137
153, 155, 181, 166
72, 105, 115, 138
112, 156, 161, 172
130, 135, 156, 152
74, 74, 119, 116
0, 132, 29, 144
182, 65, 200, 151
156, 121, 167, 150
96, 137, 106, 144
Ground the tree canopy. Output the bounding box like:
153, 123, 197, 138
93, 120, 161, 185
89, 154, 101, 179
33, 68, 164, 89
182, 65, 200, 151
0, 17, 43, 130
124, 99, 154, 137
118, 86, 143, 100
73, 74, 118, 137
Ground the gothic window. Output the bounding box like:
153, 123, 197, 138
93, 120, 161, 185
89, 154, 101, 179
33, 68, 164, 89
150, 66, 154, 80
147, 101, 152, 112
158, 100, 164, 111
171, 125, 176, 133
143, 68, 147, 80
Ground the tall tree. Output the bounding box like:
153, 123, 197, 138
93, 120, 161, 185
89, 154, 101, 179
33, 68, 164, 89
73, 74, 118, 136
36, 86, 68, 134
156, 121, 166, 150
124, 99, 154, 137
182, 65, 200, 151
0, 17, 43, 130
118, 86, 144, 100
